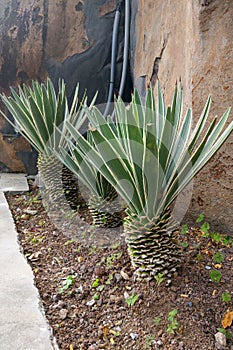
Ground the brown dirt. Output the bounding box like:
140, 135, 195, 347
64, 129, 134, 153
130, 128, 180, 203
5, 183, 233, 350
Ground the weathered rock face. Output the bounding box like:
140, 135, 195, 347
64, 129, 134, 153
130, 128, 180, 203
0, 0, 131, 173
132, 0, 233, 233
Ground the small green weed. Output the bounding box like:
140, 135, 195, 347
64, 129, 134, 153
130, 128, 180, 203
88, 245, 97, 255
210, 232, 222, 243
213, 251, 225, 263
209, 270, 222, 283
106, 252, 123, 270
64, 239, 75, 246
221, 292, 231, 303
125, 291, 139, 307
59, 274, 76, 294
223, 236, 232, 246
196, 252, 203, 261
167, 309, 179, 334
153, 316, 161, 326
93, 293, 99, 300
92, 278, 100, 288
200, 222, 210, 237
217, 328, 232, 339
30, 235, 44, 244
145, 335, 155, 348
96, 285, 105, 292
180, 224, 188, 234
105, 273, 114, 285
180, 242, 189, 248
196, 214, 210, 237
111, 243, 120, 249
155, 273, 164, 286
196, 213, 204, 223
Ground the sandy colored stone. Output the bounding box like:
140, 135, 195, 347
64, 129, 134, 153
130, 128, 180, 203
133, 0, 233, 233
0, 134, 26, 172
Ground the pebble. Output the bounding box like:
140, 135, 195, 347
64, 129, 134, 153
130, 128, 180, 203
186, 301, 193, 307
205, 265, 211, 270
114, 273, 122, 282
110, 295, 116, 302
130, 332, 139, 340
24, 208, 37, 215
215, 332, 227, 348
156, 340, 163, 346
120, 270, 130, 280
88, 345, 98, 350
52, 293, 61, 302
59, 308, 68, 320
76, 285, 83, 294
53, 300, 66, 309
86, 299, 96, 307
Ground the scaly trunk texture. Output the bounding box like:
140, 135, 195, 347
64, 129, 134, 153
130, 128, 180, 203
124, 209, 181, 281
88, 190, 124, 228
37, 154, 79, 211
62, 165, 81, 210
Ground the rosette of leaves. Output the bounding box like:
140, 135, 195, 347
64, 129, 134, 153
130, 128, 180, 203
0, 78, 88, 210
57, 82, 233, 280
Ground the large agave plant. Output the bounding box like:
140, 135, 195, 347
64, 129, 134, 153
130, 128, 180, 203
59, 82, 233, 281
0, 78, 88, 209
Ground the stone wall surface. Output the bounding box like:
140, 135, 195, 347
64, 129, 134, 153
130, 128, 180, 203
132, 0, 233, 233
0, 0, 127, 174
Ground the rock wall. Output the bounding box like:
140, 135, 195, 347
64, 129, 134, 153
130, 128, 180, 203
132, 0, 233, 233
0, 0, 131, 173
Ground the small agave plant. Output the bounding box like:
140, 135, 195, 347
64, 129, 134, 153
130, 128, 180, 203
0, 78, 88, 210
59, 82, 232, 281
54, 126, 124, 228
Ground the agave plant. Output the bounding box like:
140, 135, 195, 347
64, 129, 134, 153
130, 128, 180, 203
0, 78, 88, 209
54, 127, 124, 228
59, 82, 233, 280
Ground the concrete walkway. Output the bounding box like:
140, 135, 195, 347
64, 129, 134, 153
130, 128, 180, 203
0, 174, 56, 350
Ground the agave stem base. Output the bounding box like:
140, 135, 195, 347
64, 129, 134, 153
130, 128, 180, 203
38, 154, 79, 211
88, 193, 124, 228
124, 209, 181, 281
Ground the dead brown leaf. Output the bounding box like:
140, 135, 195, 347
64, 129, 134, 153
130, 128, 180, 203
222, 311, 233, 328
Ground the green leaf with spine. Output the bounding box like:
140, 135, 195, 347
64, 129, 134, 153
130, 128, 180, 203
0, 78, 89, 209
54, 116, 125, 228
57, 82, 233, 280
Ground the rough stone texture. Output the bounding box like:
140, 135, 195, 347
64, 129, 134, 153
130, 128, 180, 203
0, 0, 131, 173
132, 0, 233, 233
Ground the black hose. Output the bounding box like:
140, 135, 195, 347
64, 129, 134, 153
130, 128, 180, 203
104, 1, 122, 117
118, 0, 130, 97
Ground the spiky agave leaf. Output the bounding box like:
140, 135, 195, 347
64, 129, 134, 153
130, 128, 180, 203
59, 82, 233, 279
54, 127, 125, 228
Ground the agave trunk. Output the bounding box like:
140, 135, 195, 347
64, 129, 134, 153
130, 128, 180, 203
62, 165, 81, 210
38, 154, 79, 210
124, 209, 181, 281
88, 190, 124, 228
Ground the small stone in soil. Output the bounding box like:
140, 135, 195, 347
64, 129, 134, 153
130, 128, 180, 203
86, 299, 96, 306
130, 332, 139, 340
215, 332, 227, 347
59, 308, 68, 319
186, 301, 193, 307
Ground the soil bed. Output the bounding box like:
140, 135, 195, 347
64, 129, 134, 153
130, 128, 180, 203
6, 184, 233, 350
